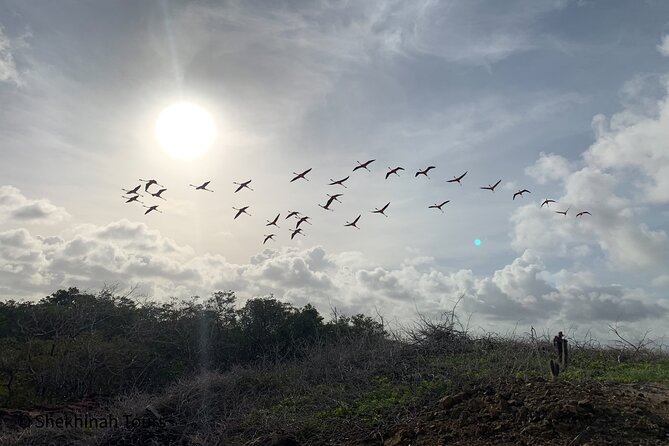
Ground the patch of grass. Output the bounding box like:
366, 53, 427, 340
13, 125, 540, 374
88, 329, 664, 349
563, 358, 669, 383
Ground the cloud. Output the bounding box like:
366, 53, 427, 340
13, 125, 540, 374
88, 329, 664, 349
0, 26, 24, 85
525, 152, 573, 185
0, 186, 70, 224
657, 35, 669, 57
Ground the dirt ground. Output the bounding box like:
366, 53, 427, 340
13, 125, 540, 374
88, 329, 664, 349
374, 378, 669, 446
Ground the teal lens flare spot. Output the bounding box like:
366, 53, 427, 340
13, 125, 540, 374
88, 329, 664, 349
474, 239, 481, 246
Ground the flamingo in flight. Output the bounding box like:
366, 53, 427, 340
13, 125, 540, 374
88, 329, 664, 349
318, 201, 334, 212
143, 205, 162, 215
122, 185, 142, 195
480, 180, 501, 192
541, 199, 556, 208
555, 207, 570, 216
232, 206, 251, 219
326, 194, 343, 205
266, 214, 281, 227
233, 180, 254, 192
345, 215, 361, 229
428, 201, 450, 212
139, 179, 163, 192
190, 181, 214, 192
150, 188, 167, 200
371, 202, 390, 217
295, 216, 312, 228
353, 159, 375, 172
446, 171, 468, 186
385, 167, 405, 179
263, 234, 276, 244
415, 166, 436, 178
328, 176, 349, 188
122, 195, 143, 204
289, 228, 305, 240
285, 211, 300, 219
290, 168, 312, 182
513, 189, 531, 200
576, 211, 591, 217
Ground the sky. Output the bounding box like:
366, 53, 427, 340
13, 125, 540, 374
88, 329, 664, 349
1, 0, 668, 344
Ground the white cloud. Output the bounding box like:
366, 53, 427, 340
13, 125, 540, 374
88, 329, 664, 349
657, 35, 669, 56
0, 26, 23, 85
525, 152, 573, 185
0, 186, 70, 224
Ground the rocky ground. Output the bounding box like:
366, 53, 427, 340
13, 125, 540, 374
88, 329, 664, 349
374, 378, 669, 446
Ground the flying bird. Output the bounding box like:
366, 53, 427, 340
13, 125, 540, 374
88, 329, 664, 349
266, 214, 281, 227
233, 180, 254, 193
143, 205, 162, 215
285, 211, 300, 219
446, 171, 468, 186
139, 179, 163, 192
263, 234, 276, 244
513, 189, 531, 200
576, 211, 591, 217
325, 194, 343, 208
328, 176, 349, 188
428, 201, 450, 212
480, 180, 502, 192
150, 188, 167, 200
344, 215, 361, 229
295, 216, 312, 228
122, 195, 143, 204
385, 166, 405, 179
415, 166, 436, 178
353, 159, 375, 172
289, 228, 305, 240
121, 185, 142, 195
555, 207, 570, 216
318, 202, 334, 211
371, 202, 390, 217
190, 181, 214, 192
541, 199, 556, 208
291, 168, 312, 182
232, 206, 251, 219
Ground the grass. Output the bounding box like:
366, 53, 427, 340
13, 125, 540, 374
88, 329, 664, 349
2, 318, 668, 446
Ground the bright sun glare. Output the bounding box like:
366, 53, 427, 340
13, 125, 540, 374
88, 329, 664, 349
155, 102, 216, 160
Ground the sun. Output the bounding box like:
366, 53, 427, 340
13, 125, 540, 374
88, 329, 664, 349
154, 102, 216, 160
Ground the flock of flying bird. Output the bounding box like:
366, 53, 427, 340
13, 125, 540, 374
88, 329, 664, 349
120, 159, 591, 244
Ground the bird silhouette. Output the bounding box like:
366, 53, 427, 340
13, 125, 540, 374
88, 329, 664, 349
555, 207, 570, 216
371, 202, 390, 217
232, 206, 251, 219
513, 189, 531, 200
266, 214, 281, 227
122, 195, 143, 204
576, 211, 591, 217
139, 179, 163, 192
345, 215, 361, 229
151, 188, 167, 200
295, 216, 312, 228
318, 202, 334, 211
428, 201, 450, 212
385, 166, 405, 179
233, 180, 254, 193
122, 185, 142, 195
541, 199, 556, 208
289, 228, 305, 240
190, 181, 214, 192
353, 159, 375, 172
263, 234, 276, 244
285, 210, 300, 219
446, 171, 468, 186
480, 180, 501, 192
415, 166, 436, 178
290, 168, 312, 182
143, 205, 162, 215
328, 176, 349, 188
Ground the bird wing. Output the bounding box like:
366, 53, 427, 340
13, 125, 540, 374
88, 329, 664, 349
513, 192, 520, 200
381, 202, 390, 211
235, 184, 243, 192
385, 171, 392, 179
440, 201, 450, 206
493, 179, 501, 188
397, 167, 405, 171
353, 215, 360, 224
458, 171, 467, 180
